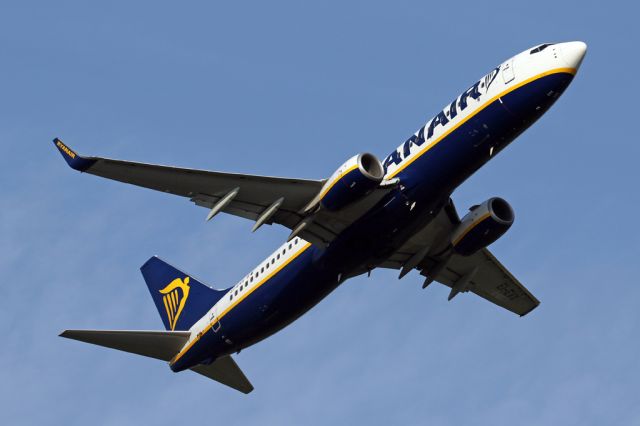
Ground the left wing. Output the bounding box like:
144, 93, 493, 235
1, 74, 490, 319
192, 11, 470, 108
418, 247, 540, 316
381, 199, 539, 316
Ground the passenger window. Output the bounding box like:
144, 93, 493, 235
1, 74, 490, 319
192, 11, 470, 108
288, 244, 292, 250
282, 249, 286, 255
266, 263, 270, 269
234, 290, 238, 296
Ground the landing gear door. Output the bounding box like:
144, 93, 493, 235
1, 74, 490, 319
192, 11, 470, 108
502, 59, 515, 84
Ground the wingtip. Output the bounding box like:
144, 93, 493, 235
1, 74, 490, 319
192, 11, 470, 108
52, 138, 96, 172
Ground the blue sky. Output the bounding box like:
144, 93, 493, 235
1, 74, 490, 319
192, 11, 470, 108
1, 1, 639, 425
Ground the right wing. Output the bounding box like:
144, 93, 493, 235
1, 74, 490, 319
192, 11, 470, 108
53, 138, 322, 231
53, 138, 397, 247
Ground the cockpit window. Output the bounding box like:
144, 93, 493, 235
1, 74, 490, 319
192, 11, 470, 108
530, 43, 555, 54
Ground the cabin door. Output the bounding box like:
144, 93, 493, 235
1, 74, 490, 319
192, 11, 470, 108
502, 59, 515, 84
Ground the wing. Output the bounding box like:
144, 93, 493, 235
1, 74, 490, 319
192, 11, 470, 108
53, 138, 397, 247
382, 199, 539, 316
53, 138, 322, 230
418, 248, 540, 316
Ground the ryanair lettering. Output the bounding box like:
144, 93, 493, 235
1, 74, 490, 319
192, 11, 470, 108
56, 140, 76, 159
383, 65, 501, 175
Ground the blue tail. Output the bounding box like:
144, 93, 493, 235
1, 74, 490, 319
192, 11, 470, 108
140, 257, 226, 331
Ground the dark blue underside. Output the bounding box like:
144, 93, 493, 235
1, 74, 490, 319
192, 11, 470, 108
171, 72, 574, 371
322, 168, 379, 211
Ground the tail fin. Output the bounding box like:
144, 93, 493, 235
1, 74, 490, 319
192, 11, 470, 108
141, 256, 225, 331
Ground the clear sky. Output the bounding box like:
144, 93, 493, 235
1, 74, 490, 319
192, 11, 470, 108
1, 1, 638, 425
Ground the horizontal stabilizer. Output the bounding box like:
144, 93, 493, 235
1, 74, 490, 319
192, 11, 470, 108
191, 356, 254, 394
60, 329, 191, 361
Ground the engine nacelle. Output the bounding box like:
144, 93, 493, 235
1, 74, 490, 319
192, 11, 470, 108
451, 197, 514, 256
319, 153, 385, 211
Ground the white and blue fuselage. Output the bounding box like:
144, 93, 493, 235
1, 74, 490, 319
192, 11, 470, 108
168, 42, 587, 371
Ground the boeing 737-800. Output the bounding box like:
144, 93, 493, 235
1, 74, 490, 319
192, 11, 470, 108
55, 41, 587, 393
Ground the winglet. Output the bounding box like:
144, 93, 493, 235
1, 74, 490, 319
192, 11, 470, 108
52, 138, 96, 172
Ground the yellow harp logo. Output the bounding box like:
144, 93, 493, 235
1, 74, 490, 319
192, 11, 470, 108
159, 277, 191, 330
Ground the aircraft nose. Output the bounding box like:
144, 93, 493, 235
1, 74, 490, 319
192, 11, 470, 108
559, 41, 587, 70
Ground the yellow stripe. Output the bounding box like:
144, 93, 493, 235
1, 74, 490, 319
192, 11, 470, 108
387, 67, 577, 179
170, 241, 313, 365
163, 296, 173, 325
452, 211, 491, 246
171, 290, 178, 312
317, 163, 360, 201
168, 291, 176, 314
170, 68, 576, 365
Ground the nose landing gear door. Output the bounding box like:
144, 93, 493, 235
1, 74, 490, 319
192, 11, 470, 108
502, 59, 515, 84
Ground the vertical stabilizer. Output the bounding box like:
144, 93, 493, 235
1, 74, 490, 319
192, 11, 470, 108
140, 257, 225, 331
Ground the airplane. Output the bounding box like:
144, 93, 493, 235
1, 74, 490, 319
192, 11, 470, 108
55, 41, 587, 393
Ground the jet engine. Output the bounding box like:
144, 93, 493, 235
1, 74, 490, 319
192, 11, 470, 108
451, 197, 514, 256
318, 153, 385, 211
